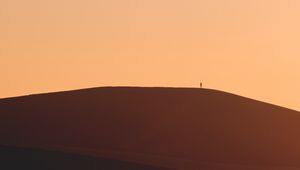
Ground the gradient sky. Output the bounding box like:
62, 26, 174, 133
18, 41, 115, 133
1, 0, 300, 110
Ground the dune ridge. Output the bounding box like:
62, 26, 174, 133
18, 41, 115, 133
1, 87, 300, 169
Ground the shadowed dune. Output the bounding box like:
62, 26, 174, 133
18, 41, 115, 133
1, 87, 300, 169
0, 145, 171, 170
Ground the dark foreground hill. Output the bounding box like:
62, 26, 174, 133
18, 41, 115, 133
0, 145, 170, 170
0, 87, 300, 170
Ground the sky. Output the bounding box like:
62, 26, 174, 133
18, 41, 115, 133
1, 0, 300, 110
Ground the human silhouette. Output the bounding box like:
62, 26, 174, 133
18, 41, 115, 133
200, 82, 202, 88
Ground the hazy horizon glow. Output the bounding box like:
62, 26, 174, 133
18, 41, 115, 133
1, 0, 300, 110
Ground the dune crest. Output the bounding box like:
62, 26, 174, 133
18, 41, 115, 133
1, 87, 300, 169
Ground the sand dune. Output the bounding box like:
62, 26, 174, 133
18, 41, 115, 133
0, 145, 170, 170
1, 87, 300, 169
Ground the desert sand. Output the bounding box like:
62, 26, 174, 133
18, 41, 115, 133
1, 87, 300, 170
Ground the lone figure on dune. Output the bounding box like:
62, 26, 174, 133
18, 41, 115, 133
200, 82, 203, 88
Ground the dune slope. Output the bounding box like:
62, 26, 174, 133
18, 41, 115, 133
0, 145, 171, 170
0, 87, 300, 169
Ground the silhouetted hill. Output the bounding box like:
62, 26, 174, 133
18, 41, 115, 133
0, 87, 300, 169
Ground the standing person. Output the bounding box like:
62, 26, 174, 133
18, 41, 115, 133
200, 82, 202, 88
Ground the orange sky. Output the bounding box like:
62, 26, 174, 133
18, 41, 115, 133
1, 0, 300, 110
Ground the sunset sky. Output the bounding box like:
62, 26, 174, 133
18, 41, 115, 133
1, 0, 300, 110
